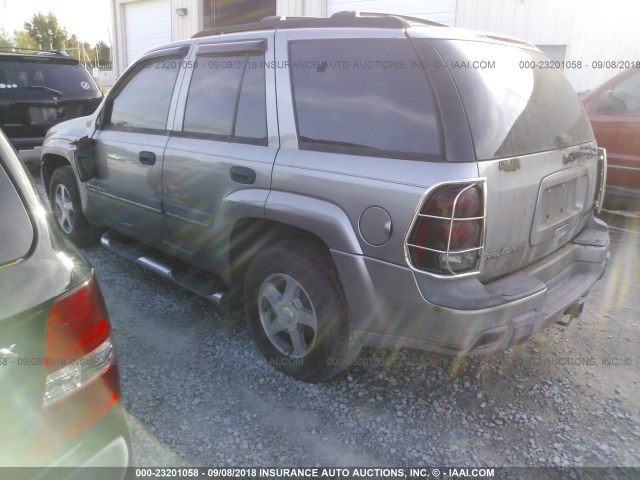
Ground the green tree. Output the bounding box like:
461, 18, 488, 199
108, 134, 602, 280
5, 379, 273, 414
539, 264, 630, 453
23, 12, 68, 50
0, 29, 12, 48
94, 41, 111, 66
65, 34, 96, 66
13, 30, 38, 50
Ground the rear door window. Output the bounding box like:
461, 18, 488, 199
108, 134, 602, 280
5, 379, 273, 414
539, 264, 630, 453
289, 39, 441, 160
423, 39, 594, 160
0, 164, 33, 266
182, 52, 267, 144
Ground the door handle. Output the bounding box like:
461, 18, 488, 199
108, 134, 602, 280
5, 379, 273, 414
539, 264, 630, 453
229, 166, 256, 185
139, 151, 156, 165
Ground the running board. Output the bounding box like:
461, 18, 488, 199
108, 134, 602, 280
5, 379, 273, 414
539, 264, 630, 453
100, 230, 226, 304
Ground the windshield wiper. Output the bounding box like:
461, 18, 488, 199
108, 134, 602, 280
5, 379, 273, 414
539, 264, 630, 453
17, 85, 64, 98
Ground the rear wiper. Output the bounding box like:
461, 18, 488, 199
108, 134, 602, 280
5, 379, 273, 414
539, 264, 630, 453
17, 85, 64, 98
563, 146, 597, 164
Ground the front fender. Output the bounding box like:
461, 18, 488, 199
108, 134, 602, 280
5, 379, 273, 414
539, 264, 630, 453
41, 125, 96, 218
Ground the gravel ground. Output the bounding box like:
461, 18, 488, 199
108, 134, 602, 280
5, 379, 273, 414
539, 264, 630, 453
35, 177, 640, 470
78, 215, 640, 470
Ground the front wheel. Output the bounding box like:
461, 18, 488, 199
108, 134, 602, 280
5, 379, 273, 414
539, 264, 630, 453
49, 166, 100, 246
244, 240, 360, 381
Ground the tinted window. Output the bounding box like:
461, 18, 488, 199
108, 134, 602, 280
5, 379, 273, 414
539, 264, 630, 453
611, 69, 640, 112
235, 56, 267, 140
0, 58, 99, 96
183, 53, 266, 142
289, 39, 440, 160
426, 40, 594, 160
108, 58, 181, 131
0, 164, 33, 266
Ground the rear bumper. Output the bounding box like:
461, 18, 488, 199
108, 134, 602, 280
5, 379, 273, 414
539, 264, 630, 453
334, 215, 609, 355
7, 404, 132, 479
36, 436, 130, 480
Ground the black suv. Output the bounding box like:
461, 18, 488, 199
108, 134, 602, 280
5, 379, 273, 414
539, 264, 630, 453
0, 48, 102, 165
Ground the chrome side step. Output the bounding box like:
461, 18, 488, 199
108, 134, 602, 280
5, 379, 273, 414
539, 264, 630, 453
101, 230, 226, 304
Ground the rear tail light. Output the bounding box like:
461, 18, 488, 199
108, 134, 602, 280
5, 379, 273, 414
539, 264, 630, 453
31, 276, 120, 460
405, 180, 486, 276
594, 147, 607, 213
43, 276, 114, 407
43, 338, 115, 407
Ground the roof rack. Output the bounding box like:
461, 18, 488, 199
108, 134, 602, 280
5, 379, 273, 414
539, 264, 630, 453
332, 11, 448, 28
192, 10, 446, 39
0, 46, 70, 57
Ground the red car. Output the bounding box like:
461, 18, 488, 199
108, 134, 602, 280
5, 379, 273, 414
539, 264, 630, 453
581, 68, 640, 208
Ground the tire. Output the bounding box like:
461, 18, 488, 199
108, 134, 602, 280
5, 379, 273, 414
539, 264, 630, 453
244, 240, 361, 382
49, 166, 100, 246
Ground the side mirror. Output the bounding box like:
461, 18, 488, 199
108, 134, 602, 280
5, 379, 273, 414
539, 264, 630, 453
71, 136, 97, 182
592, 90, 627, 113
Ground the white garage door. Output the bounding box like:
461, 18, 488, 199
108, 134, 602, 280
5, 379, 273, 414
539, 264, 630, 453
326, 0, 457, 27
125, 0, 171, 66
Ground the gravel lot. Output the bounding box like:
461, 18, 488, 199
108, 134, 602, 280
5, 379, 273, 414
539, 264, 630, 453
33, 177, 640, 471
72, 209, 639, 471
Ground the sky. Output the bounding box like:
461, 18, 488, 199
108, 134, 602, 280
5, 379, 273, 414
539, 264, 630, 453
0, 0, 113, 46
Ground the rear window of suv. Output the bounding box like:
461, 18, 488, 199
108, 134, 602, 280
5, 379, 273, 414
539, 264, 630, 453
424, 40, 594, 160
0, 57, 99, 96
289, 39, 441, 160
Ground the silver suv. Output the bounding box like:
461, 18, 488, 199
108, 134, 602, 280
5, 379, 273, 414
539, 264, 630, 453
40, 12, 610, 381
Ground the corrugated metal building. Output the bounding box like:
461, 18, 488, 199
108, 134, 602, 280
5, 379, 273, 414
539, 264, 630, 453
110, 0, 639, 91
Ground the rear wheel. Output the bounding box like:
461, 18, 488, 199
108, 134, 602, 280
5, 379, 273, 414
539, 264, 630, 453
244, 240, 360, 381
49, 166, 100, 246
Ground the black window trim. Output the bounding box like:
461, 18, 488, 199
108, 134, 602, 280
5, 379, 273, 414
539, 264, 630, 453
288, 38, 444, 162
197, 39, 267, 55
171, 129, 268, 146
144, 45, 191, 61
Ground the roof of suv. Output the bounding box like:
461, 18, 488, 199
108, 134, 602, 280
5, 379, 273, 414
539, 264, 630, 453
191, 11, 536, 50
193, 11, 448, 38
0, 47, 78, 64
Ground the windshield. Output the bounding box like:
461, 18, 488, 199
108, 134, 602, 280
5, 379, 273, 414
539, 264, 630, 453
0, 58, 99, 96
424, 39, 594, 160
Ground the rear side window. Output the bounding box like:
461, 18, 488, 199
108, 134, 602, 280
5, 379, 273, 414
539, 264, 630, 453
107, 57, 181, 131
0, 164, 33, 266
289, 39, 441, 160
0, 58, 99, 96
425, 39, 594, 160
182, 53, 267, 144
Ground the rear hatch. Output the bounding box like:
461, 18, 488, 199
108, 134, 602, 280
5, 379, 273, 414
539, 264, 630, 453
0, 55, 102, 147
428, 38, 598, 281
